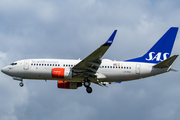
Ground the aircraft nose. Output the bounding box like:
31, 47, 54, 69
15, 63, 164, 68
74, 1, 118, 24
1, 67, 8, 74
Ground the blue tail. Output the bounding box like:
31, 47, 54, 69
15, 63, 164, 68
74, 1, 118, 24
126, 27, 178, 63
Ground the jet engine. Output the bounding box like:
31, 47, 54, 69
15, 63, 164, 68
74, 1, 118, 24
57, 81, 82, 89
52, 68, 72, 79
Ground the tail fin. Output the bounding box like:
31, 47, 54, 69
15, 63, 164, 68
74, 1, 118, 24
126, 27, 178, 63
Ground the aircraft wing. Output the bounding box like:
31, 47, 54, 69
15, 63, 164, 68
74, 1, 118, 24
72, 30, 117, 77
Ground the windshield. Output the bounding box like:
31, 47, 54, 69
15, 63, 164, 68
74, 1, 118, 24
10, 63, 17, 65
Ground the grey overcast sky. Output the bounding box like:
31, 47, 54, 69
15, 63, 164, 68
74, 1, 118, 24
0, 0, 180, 120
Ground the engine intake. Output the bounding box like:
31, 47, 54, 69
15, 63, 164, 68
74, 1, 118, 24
52, 68, 72, 79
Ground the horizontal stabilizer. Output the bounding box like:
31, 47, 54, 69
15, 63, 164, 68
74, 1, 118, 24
170, 68, 178, 72
153, 55, 178, 68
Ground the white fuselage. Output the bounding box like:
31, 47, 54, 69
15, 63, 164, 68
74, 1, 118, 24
1, 59, 169, 83
1, 28, 178, 94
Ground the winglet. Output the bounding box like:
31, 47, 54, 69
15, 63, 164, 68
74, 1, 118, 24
73, 30, 117, 70
103, 30, 117, 46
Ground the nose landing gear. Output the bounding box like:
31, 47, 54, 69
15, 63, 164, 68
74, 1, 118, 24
13, 77, 24, 87
19, 81, 24, 87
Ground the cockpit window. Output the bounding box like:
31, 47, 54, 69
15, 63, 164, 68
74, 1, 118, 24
10, 63, 17, 65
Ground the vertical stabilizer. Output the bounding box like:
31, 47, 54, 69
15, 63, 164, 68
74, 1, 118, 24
126, 27, 178, 63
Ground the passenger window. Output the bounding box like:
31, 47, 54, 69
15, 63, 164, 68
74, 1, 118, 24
110, 66, 112, 68
50, 64, 52, 66
42, 64, 43, 66
55, 64, 57, 66
53, 64, 54, 66
39, 64, 41, 66
105, 66, 106, 68
102, 66, 104, 68
121, 67, 123, 69
44, 64, 46, 66
58, 64, 60, 66
124, 67, 126, 69
113, 66, 115, 68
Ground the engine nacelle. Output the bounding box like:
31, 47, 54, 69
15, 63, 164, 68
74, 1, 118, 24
52, 68, 72, 79
57, 81, 82, 89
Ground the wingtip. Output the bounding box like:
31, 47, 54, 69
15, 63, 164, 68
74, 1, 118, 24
170, 27, 179, 32
103, 30, 117, 46
171, 27, 179, 29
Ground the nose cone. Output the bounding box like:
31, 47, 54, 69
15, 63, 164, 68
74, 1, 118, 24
1, 67, 8, 74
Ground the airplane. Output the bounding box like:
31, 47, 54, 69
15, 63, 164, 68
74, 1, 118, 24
1, 27, 179, 94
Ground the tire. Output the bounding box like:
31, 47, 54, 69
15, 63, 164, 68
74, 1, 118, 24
86, 87, 92, 93
19, 82, 24, 87
84, 81, 90, 87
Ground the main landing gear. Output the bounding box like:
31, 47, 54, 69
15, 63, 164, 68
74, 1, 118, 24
84, 78, 92, 94
86, 87, 92, 94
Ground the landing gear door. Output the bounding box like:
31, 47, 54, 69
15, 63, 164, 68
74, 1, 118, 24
23, 60, 29, 70
136, 64, 141, 74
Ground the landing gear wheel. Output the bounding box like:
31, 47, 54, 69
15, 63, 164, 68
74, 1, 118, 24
84, 81, 91, 87
19, 82, 24, 87
84, 78, 93, 93
86, 87, 92, 93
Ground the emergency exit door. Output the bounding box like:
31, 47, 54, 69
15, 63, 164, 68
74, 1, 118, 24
23, 60, 29, 70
